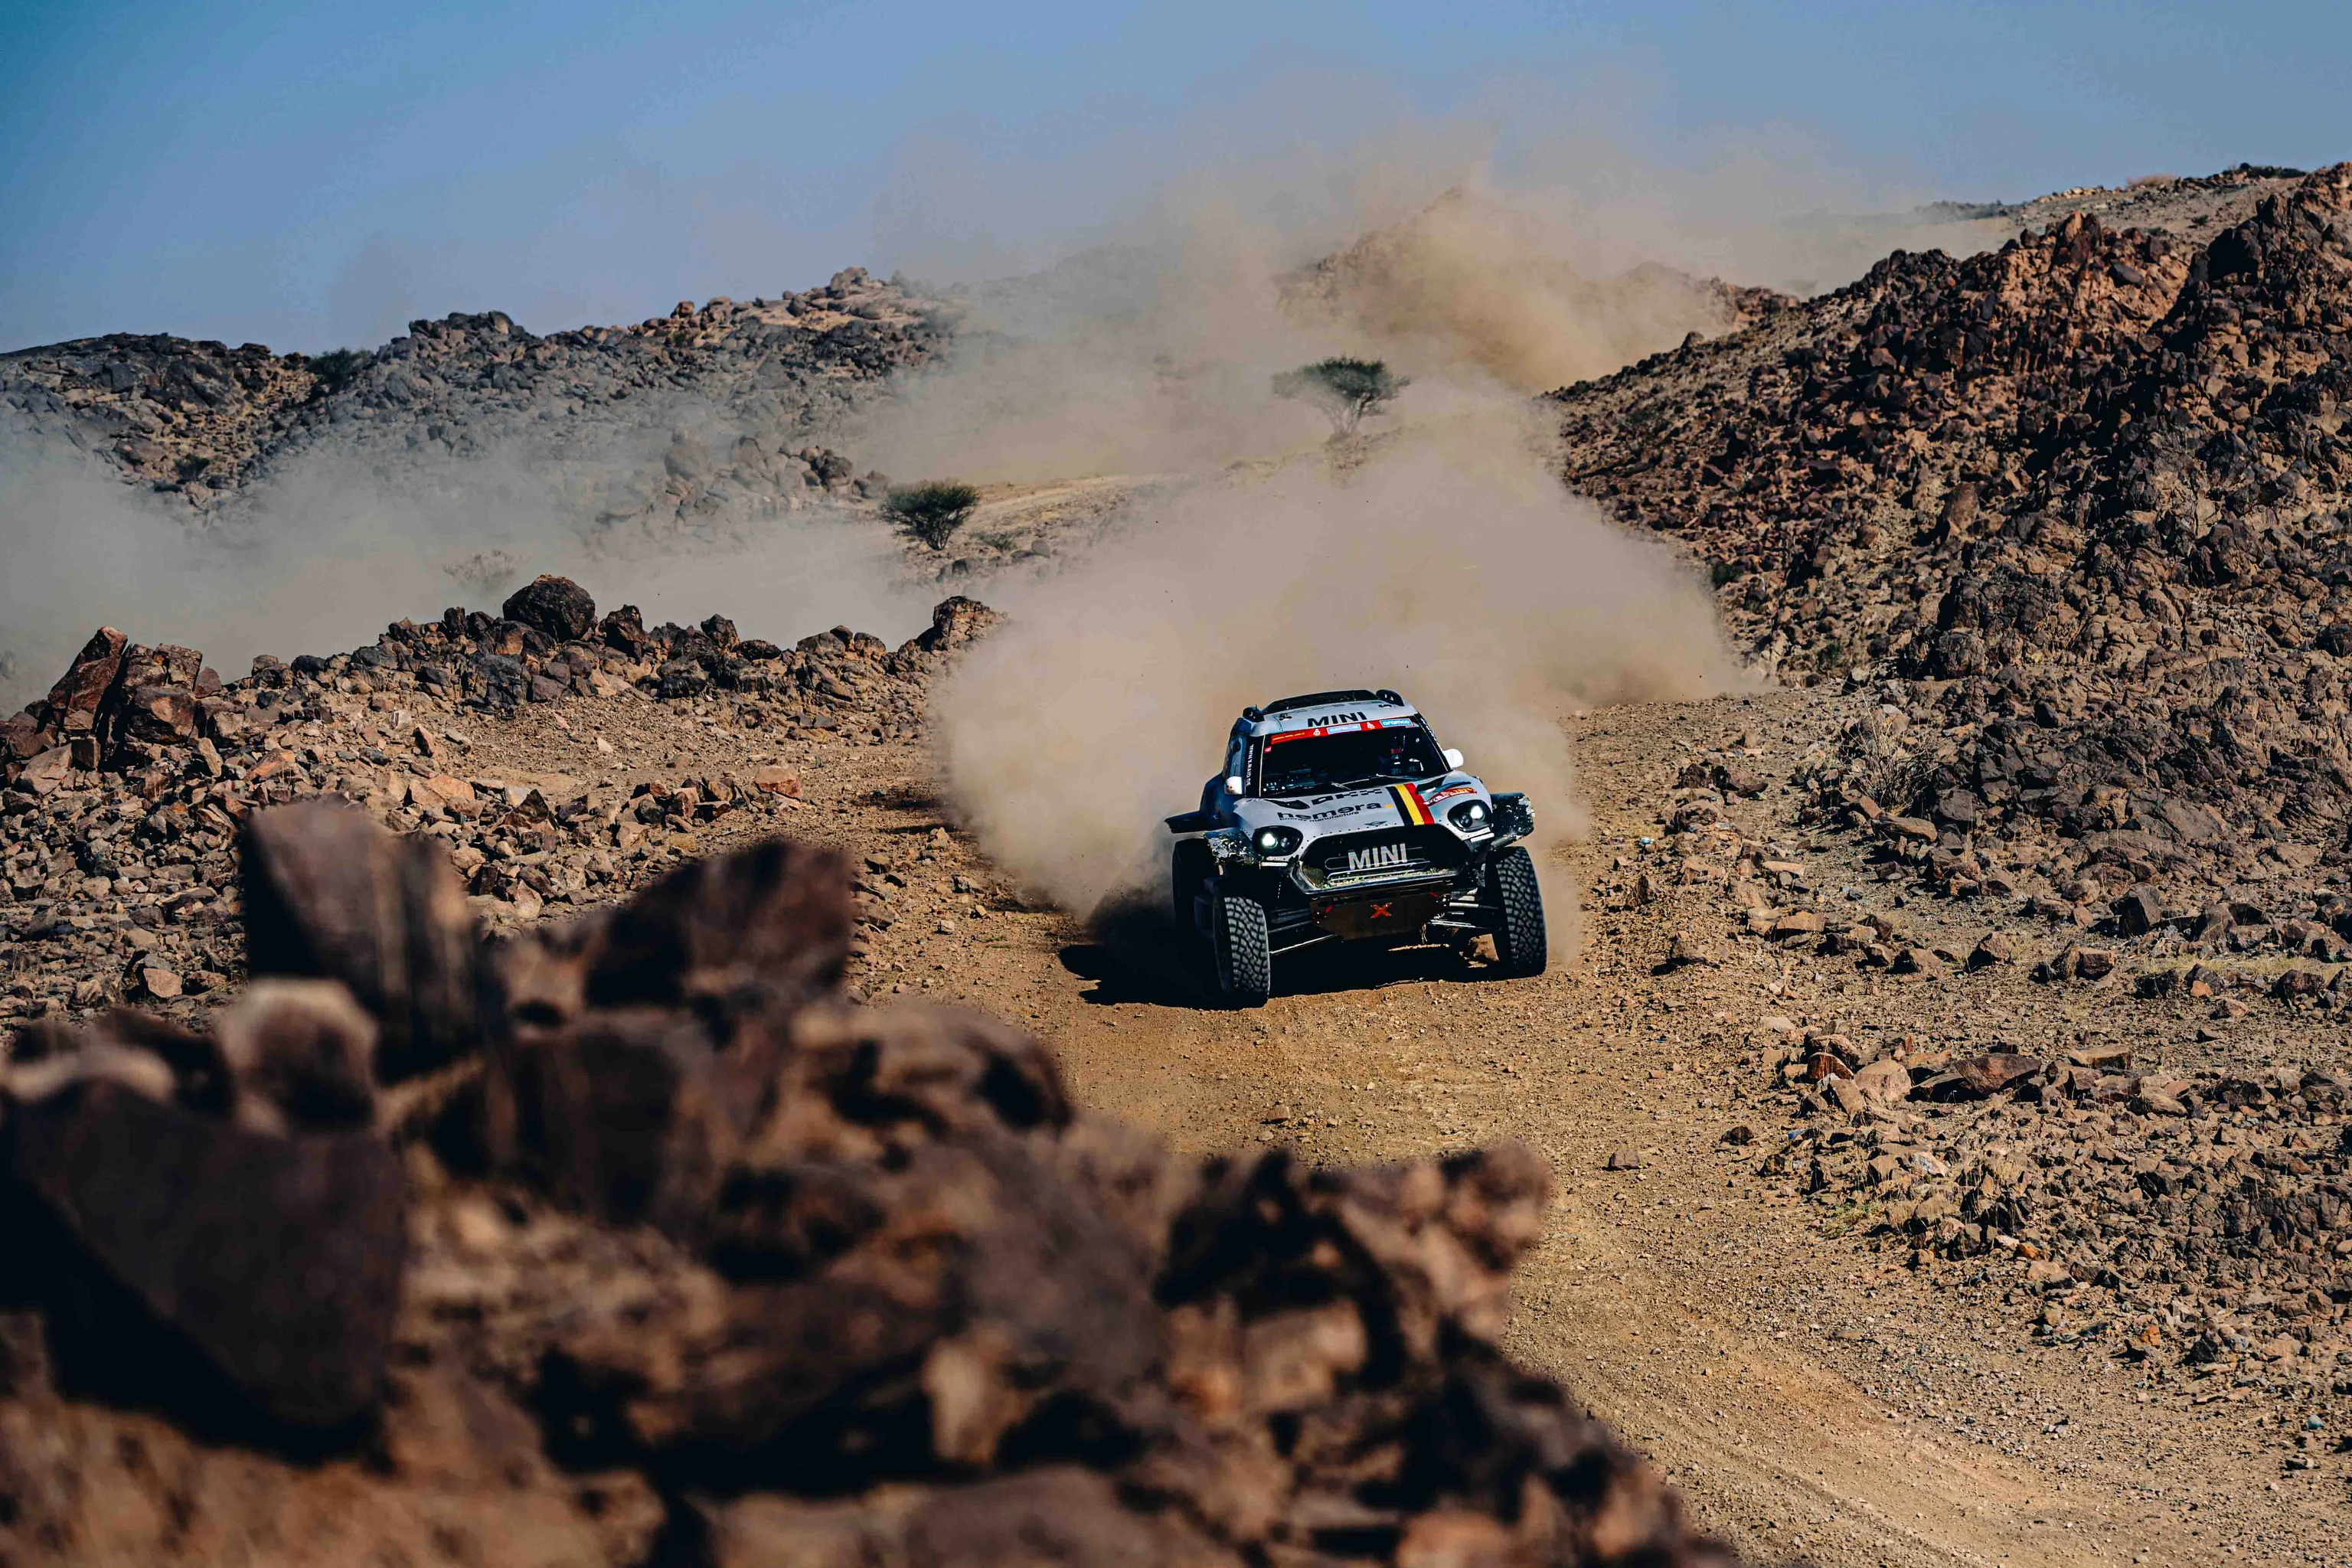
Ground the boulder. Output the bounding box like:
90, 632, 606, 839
4, 1036, 406, 1435
41, 626, 128, 737
916, 596, 1004, 653
501, 574, 597, 643
240, 799, 485, 1083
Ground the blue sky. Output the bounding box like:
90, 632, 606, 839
2, 0, 2345, 353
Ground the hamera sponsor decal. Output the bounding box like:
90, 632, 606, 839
1277, 799, 1387, 822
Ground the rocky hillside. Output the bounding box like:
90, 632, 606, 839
0, 269, 939, 541
1554, 162, 2352, 919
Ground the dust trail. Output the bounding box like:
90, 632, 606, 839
0, 417, 926, 712
933, 419, 1743, 953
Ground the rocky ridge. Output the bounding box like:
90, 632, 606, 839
0, 268, 938, 541
0, 798, 1739, 1567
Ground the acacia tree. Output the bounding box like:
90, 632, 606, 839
880, 480, 982, 550
1272, 357, 1408, 437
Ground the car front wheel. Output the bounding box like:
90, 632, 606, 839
1488, 847, 1547, 978
1210, 893, 1272, 1007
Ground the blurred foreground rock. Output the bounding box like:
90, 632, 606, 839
0, 801, 1739, 1567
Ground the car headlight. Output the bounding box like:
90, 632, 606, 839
1449, 799, 1492, 834
1252, 825, 1303, 858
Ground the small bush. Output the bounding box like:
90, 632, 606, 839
305, 348, 369, 399
1272, 357, 1407, 437
1710, 559, 1743, 587
881, 481, 982, 551
174, 454, 211, 482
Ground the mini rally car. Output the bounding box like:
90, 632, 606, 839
1164, 689, 1546, 1006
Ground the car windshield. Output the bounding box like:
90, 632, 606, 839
1259, 726, 1448, 796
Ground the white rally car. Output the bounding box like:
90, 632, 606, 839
1165, 689, 1546, 1006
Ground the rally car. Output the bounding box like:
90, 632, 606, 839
1164, 688, 1546, 1006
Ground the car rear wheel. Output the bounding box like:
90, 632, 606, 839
1210, 893, 1272, 1007
1488, 847, 1547, 978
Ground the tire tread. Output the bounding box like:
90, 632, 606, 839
1210, 893, 1272, 1007
1491, 847, 1548, 978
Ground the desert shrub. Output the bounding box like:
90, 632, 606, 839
881, 481, 982, 550
1272, 358, 1407, 437
305, 348, 369, 399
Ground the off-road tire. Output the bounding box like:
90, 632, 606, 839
1170, 840, 1214, 943
1488, 847, 1547, 978
1210, 893, 1273, 1008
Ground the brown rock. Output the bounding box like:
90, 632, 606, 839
18, 745, 72, 796
1854, 1059, 1913, 1105
4, 1067, 407, 1433
1804, 1051, 1855, 1082
1, 707, 52, 763
577, 835, 851, 1016
41, 626, 128, 736
240, 800, 485, 1083
915, 596, 1004, 653
752, 764, 801, 798
1665, 931, 1718, 967
1713, 763, 1766, 797
1949, 1053, 2044, 1099
114, 684, 201, 750
405, 773, 475, 812
1968, 931, 2016, 969
213, 979, 380, 1135
2113, 885, 2164, 936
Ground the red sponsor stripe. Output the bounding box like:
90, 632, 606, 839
1266, 719, 1385, 745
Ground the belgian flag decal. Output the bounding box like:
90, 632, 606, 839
1390, 782, 1435, 825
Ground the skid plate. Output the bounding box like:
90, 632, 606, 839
1311, 887, 1447, 940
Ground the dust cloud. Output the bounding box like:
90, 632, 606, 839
933, 421, 1743, 950
0, 416, 926, 713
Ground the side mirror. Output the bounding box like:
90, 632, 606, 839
1224, 776, 1245, 797
1442, 748, 1464, 770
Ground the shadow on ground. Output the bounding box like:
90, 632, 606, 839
1061, 893, 1492, 1008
